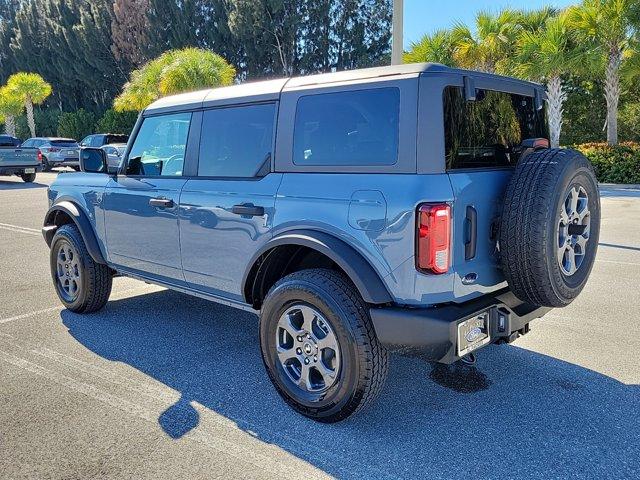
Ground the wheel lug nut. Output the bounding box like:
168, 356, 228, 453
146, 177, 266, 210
296, 348, 302, 354
304, 358, 310, 365
296, 336, 302, 342
313, 356, 318, 362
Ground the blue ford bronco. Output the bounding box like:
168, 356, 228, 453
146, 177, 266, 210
43, 63, 600, 422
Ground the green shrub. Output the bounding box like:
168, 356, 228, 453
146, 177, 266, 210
96, 109, 138, 135
574, 142, 640, 184
14, 109, 63, 139
57, 109, 96, 140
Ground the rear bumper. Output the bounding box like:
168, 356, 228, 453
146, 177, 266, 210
370, 289, 551, 364
0, 165, 41, 175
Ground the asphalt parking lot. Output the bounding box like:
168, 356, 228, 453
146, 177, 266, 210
0, 172, 638, 479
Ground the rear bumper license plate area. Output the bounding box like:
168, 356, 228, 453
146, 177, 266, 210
457, 312, 491, 356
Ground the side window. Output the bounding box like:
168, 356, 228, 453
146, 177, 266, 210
293, 88, 400, 166
198, 104, 275, 177
90, 136, 103, 147
126, 112, 191, 176
443, 86, 548, 169
22, 139, 32, 147
80, 136, 91, 147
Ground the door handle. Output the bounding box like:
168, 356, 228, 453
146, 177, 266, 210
232, 203, 264, 216
465, 205, 477, 260
149, 197, 174, 208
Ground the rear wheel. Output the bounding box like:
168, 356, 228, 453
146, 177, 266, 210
41, 157, 51, 172
50, 224, 112, 313
20, 172, 36, 183
259, 269, 388, 423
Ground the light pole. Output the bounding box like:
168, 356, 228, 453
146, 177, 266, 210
391, 0, 404, 65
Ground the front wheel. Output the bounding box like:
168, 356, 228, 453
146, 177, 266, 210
259, 269, 388, 423
50, 224, 113, 313
21, 172, 36, 182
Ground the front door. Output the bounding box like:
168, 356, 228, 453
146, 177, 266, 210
179, 103, 280, 301
103, 112, 193, 285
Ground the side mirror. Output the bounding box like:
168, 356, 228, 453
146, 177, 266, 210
80, 148, 108, 173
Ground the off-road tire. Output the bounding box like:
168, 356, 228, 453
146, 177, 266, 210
259, 269, 388, 423
21, 172, 36, 182
499, 148, 600, 307
50, 224, 112, 313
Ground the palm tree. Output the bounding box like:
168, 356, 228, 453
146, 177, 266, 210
0, 86, 24, 138
404, 30, 458, 66
6, 72, 52, 138
114, 48, 236, 112
515, 14, 590, 147
451, 9, 522, 74
566, 0, 637, 145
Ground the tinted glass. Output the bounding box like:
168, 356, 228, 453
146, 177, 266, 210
126, 113, 191, 176
90, 136, 104, 147
293, 88, 400, 166
80, 135, 92, 146
50, 140, 78, 147
443, 87, 548, 169
106, 134, 129, 144
198, 104, 275, 177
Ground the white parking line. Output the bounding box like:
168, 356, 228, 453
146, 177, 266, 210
0, 222, 40, 236
596, 259, 640, 267
0, 306, 62, 325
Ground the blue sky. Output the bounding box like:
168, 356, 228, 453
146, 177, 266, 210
403, 0, 578, 48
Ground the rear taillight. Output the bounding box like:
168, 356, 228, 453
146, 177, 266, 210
416, 204, 451, 274
37, 150, 42, 162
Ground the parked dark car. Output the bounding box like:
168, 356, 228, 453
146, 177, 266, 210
0, 134, 22, 147
43, 63, 601, 423
80, 133, 129, 148
22, 137, 80, 171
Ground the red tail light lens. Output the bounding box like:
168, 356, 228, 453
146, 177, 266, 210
416, 204, 451, 274
37, 150, 42, 162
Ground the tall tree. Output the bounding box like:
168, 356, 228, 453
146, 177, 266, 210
7, 72, 52, 137
516, 14, 591, 147
0, 85, 23, 137
111, 0, 152, 69
114, 47, 235, 111
404, 30, 458, 66
451, 9, 522, 73
567, 0, 638, 145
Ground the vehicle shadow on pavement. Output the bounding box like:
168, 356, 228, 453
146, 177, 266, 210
61, 289, 640, 480
0, 179, 47, 190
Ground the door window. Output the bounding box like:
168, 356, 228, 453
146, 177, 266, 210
126, 113, 192, 176
198, 104, 275, 177
293, 88, 400, 166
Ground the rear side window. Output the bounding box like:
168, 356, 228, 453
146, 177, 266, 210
198, 104, 275, 177
126, 112, 191, 176
293, 88, 400, 166
443, 86, 547, 169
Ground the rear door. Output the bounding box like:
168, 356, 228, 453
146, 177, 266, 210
179, 102, 281, 301
103, 112, 194, 285
441, 82, 548, 297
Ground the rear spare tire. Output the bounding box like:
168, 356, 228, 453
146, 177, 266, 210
499, 148, 600, 307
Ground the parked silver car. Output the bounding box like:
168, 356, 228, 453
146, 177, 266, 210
22, 137, 80, 171
101, 143, 127, 169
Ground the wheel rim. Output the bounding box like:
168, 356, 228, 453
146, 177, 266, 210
55, 241, 81, 302
275, 305, 341, 393
557, 186, 590, 276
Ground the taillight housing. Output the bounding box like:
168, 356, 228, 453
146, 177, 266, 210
416, 203, 451, 274
37, 150, 42, 163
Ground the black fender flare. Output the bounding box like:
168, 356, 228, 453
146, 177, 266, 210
242, 229, 393, 305
43, 201, 107, 264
